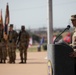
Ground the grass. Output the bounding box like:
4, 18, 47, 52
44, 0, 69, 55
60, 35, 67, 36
28, 46, 38, 52
28, 45, 47, 52
16, 45, 47, 52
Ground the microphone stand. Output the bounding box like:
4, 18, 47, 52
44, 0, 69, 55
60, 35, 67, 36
54, 26, 70, 44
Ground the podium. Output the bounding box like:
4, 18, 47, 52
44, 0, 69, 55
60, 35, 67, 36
52, 42, 75, 75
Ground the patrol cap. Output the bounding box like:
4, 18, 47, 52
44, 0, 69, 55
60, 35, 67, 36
71, 14, 76, 20
21, 25, 25, 31
21, 25, 25, 27
10, 24, 13, 27
21, 25, 25, 28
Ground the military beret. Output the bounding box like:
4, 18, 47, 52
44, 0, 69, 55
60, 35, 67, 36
71, 14, 76, 20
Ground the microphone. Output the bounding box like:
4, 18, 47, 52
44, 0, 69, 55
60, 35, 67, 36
54, 25, 71, 44
66, 25, 70, 30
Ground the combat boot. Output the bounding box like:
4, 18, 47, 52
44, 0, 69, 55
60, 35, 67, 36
13, 60, 15, 63
3, 60, 6, 63
24, 58, 26, 63
24, 60, 26, 63
19, 60, 23, 64
9, 59, 12, 63
19, 57, 23, 63
12, 58, 15, 63
0, 59, 2, 63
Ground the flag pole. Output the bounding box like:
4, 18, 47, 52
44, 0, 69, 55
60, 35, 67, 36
4, 3, 10, 41
5, 3, 10, 35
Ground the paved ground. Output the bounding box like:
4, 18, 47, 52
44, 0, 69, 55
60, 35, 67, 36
0, 52, 48, 75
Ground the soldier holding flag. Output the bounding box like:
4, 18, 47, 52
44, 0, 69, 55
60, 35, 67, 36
3, 3, 10, 63
0, 9, 7, 63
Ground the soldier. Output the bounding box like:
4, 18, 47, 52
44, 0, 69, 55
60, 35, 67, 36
70, 15, 76, 51
8, 24, 18, 63
70, 14, 76, 74
1, 38, 7, 63
0, 24, 7, 63
18, 25, 30, 63
0, 24, 3, 63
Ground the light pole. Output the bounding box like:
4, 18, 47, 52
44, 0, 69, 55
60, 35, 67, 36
47, 1, 75, 75
47, 0, 54, 75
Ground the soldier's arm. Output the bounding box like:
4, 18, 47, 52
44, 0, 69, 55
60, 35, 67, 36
27, 32, 30, 42
17, 31, 21, 44
69, 51, 76, 57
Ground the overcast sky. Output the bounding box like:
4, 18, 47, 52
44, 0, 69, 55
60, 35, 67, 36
0, 0, 76, 29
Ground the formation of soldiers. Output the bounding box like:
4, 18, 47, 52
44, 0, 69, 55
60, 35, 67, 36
0, 24, 30, 64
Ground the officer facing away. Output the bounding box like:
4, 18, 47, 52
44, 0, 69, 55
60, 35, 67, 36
18, 25, 30, 63
8, 24, 18, 63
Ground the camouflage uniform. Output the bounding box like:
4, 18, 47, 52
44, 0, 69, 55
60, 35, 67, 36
0, 29, 3, 63
8, 24, 18, 63
0, 25, 7, 63
1, 39, 7, 63
18, 26, 29, 63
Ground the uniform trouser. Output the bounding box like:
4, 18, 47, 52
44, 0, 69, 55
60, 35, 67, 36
8, 49, 16, 63
19, 42, 28, 62
0, 42, 7, 63
20, 49, 27, 62
0, 47, 2, 62
8, 43, 16, 63
2, 46, 7, 62
0, 42, 2, 62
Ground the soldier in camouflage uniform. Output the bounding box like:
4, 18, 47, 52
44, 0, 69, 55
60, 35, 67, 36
0, 24, 3, 63
0, 24, 7, 63
8, 24, 18, 63
1, 39, 7, 63
18, 25, 30, 63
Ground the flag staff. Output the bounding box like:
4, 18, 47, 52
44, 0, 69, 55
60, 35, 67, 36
5, 2, 10, 35
3, 3, 10, 41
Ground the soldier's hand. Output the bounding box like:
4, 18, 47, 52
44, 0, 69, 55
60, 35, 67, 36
16, 44, 19, 49
69, 51, 76, 57
3, 32, 8, 40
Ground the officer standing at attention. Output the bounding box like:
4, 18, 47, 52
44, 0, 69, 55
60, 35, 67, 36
8, 24, 18, 63
18, 25, 30, 63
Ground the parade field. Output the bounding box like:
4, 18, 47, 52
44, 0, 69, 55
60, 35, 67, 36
0, 51, 48, 75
